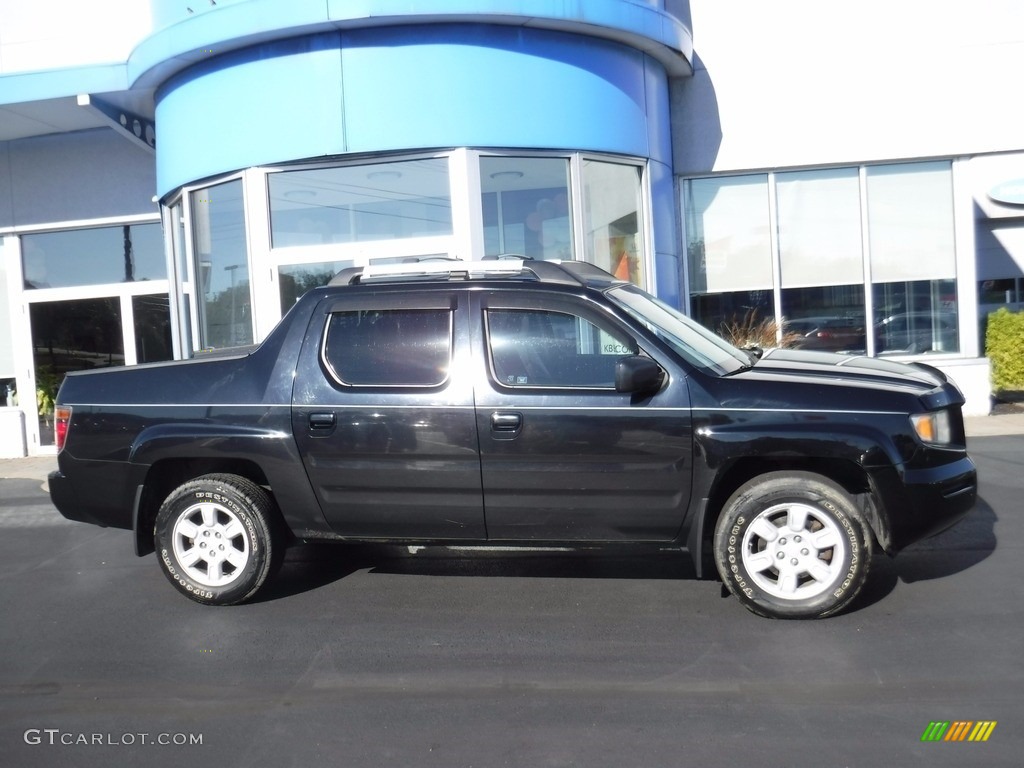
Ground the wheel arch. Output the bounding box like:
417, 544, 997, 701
133, 457, 275, 557
689, 456, 885, 579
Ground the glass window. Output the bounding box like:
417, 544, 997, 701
191, 179, 252, 349
873, 280, 958, 355
776, 168, 867, 352
30, 297, 124, 445
279, 261, 354, 314
684, 175, 772, 297
269, 159, 452, 248
581, 159, 644, 285
323, 309, 451, 387
481, 157, 573, 260
132, 295, 173, 364
777, 168, 862, 288
22, 223, 166, 289
486, 308, 636, 389
867, 162, 955, 282
782, 285, 866, 353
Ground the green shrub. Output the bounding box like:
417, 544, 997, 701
986, 307, 1024, 393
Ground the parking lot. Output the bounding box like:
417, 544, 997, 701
1, 429, 1022, 767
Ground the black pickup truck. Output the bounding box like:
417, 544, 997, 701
49, 259, 977, 618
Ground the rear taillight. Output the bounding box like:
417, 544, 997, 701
54, 405, 72, 452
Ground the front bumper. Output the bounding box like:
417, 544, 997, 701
868, 455, 977, 554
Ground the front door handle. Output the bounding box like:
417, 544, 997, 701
309, 412, 336, 431
490, 411, 522, 439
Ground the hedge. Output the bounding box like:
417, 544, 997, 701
986, 307, 1024, 393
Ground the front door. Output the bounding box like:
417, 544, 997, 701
471, 290, 693, 542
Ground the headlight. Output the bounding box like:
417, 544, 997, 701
910, 410, 952, 445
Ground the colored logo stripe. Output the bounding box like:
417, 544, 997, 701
921, 721, 996, 742
968, 721, 997, 742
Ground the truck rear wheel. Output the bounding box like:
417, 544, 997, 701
713, 471, 872, 619
154, 474, 279, 605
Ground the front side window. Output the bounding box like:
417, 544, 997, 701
486, 308, 637, 389
323, 308, 451, 387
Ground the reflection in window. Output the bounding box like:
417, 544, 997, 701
30, 298, 124, 445
782, 285, 866, 353
133, 295, 173, 363
323, 309, 451, 387
279, 261, 354, 314
22, 223, 166, 290
690, 290, 774, 346
481, 157, 573, 260
269, 159, 452, 247
192, 179, 252, 349
874, 280, 958, 355
581, 160, 644, 285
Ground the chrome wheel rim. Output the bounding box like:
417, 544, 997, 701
171, 502, 250, 587
741, 502, 847, 600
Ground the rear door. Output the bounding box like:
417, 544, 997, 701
292, 289, 484, 539
471, 289, 693, 542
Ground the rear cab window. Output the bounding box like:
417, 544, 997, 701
322, 306, 453, 387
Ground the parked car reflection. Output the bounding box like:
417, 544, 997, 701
788, 316, 866, 353
874, 311, 958, 355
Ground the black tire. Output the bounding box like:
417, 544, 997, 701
713, 471, 872, 619
154, 474, 280, 605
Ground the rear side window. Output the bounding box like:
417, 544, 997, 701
323, 308, 451, 387
486, 308, 637, 389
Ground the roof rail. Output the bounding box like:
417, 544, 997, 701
326, 257, 618, 287
328, 258, 532, 286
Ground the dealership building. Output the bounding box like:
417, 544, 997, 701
2, 0, 1023, 456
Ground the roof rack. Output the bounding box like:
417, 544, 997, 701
330, 258, 533, 286
327, 257, 619, 287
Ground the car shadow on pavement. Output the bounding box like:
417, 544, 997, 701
847, 496, 997, 612
258, 500, 995, 610
256, 542, 699, 602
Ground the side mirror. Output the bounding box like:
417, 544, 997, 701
615, 355, 665, 395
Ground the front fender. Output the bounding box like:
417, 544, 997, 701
688, 411, 910, 562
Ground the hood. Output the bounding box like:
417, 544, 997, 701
755, 348, 947, 391
708, 347, 964, 412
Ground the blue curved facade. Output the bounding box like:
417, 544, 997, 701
155, 24, 673, 196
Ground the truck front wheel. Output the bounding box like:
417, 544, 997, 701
154, 474, 279, 605
713, 471, 872, 619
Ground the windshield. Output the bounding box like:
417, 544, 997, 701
606, 285, 751, 376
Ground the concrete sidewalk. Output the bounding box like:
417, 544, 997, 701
2, 413, 1021, 484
